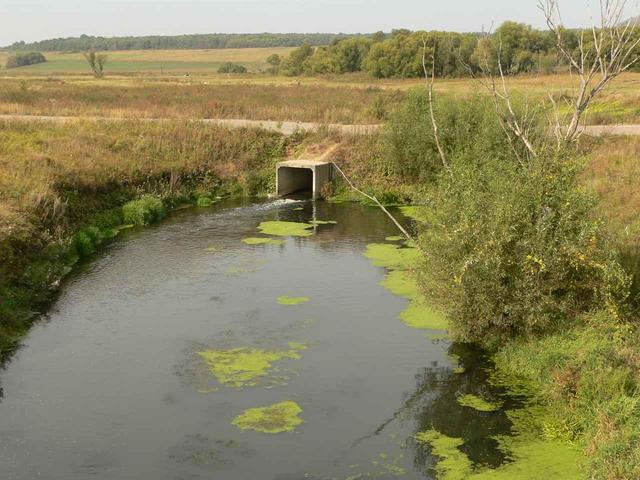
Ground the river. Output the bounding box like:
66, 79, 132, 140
0, 199, 523, 479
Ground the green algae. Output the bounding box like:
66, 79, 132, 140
257, 221, 314, 237
385, 235, 404, 242
364, 243, 421, 270
400, 300, 448, 330
242, 237, 285, 246
415, 430, 473, 480
382, 270, 447, 330
232, 400, 303, 433
292, 207, 304, 211
197, 343, 306, 388
415, 426, 581, 480
277, 295, 310, 306
457, 393, 502, 412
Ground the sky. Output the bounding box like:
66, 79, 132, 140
0, 0, 618, 46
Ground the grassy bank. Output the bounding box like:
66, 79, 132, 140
0, 119, 294, 358
0, 78, 402, 124
2, 71, 640, 124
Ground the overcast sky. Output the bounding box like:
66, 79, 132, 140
0, 0, 621, 46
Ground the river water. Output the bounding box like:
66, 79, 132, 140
0, 199, 515, 480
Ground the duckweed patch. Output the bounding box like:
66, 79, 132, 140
400, 301, 448, 330
415, 430, 472, 480
385, 236, 404, 242
242, 237, 285, 246
257, 221, 314, 237
277, 295, 310, 306
457, 394, 502, 412
197, 343, 306, 388
367, 256, 448, 330
415, 426, 581, 479
364, 244, 421, 270
232, 401, 303, 433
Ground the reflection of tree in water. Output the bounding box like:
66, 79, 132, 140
408, 343, 519, 476
353, 343, 523, 479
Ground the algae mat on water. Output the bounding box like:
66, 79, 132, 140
367, 247, 448, 331
415, 429, 581, 479
232, 401, 303, 433
277, 296, 310, 306
257, 221, 314, 237
197, 343, 306, 388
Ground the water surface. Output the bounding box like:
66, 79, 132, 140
0, 199, 513, 479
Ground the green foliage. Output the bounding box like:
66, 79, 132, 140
5, 52, 46, 69
384, 90, 511, 181
494, 314, 640, 479
217, 62, 247, 74
7, 33, 354, 52
280, 44, 314, 76
417, 151, 629, 347
84, 49, 108, 78
122, 196, 166, 226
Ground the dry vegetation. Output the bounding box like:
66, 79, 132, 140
0, 78, 403, 124
1, 70, 640, 124
583, 135, 640, 246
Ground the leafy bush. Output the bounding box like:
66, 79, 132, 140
416, 153, 629, 347
384, 90, 513, 181
122, 196, 166, 226
6, 52, 46, 69
217, 62, 247, 74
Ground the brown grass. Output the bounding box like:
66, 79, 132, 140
582, 135, 640, 246
1, 70, 639, 124
0, 78, 404, 124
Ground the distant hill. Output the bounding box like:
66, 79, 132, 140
4, 33, 367, 52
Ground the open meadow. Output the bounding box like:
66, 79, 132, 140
1, 55, 640, 124
0, 47, 295, 74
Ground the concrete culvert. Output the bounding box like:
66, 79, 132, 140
276, 160, 332, 199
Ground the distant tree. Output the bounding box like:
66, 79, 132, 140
5, 52, 46, 69
266, 54, 281, 74
84, 49, 108, 78
280, 44, 314, 76
217, 62, 247, 74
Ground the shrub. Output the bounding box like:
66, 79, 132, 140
416, 153, 629, 348
384, 90, 514, 181
122, 196, 166, 226
217, 62, 247, 74
6, 52, 46, 69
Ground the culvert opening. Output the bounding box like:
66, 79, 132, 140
277, 167, 314, 197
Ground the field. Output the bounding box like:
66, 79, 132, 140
1, 61, 640, 124
0, 47, 295, 74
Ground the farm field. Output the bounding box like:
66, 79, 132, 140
0, 47, 295, 74
1, 70, 640, 124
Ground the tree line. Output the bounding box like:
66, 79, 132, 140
5, 33, 360, 52
268, 22, 640, 78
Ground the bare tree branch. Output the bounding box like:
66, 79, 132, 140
539, 0, 640, 145
422, 38, 451, 172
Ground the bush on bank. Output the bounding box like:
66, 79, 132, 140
383, 90, 637, 478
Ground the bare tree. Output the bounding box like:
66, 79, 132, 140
84, 49, 108, 78
456, 30, 540, 164
422, 38, 450, 171
540, 0, 640, 145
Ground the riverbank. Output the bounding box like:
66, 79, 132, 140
0, 119, 295, 358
